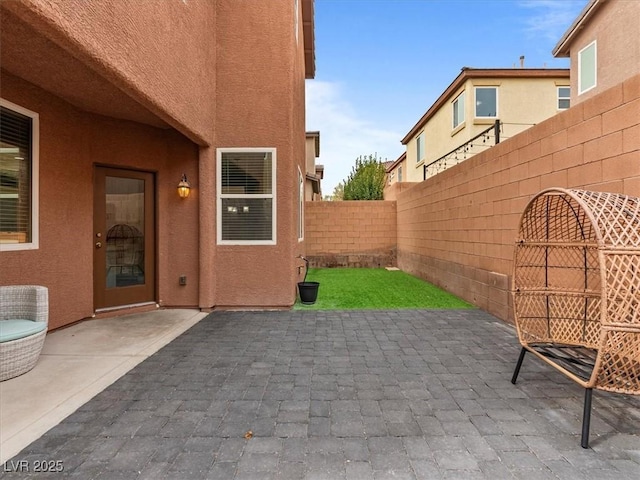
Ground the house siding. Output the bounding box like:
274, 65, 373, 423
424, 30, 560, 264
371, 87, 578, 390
565, 0, 640, 105
0, 72, 200, 330
402, 72, 569, 183
0, 0, 312, 327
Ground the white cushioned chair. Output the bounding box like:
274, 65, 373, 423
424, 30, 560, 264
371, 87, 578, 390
0, 285, 49, 381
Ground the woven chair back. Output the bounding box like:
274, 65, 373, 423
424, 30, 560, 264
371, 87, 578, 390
513, 188, 640, 394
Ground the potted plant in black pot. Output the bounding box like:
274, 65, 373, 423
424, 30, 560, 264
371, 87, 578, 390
297, 255, 319, 305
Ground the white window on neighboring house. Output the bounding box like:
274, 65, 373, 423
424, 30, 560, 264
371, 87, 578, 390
398, 167, 403, 183
217, 148, 276, 245
453, 92, 465, 129
475, 87, 498, 118
579, 41, 597, 94
416, 133, 424, 163
297, 166, 304, 241
0, 99, 39, 251
558, 86, 571, 110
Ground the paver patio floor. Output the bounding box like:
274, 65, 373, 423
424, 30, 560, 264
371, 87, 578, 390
3, 309, 639, 479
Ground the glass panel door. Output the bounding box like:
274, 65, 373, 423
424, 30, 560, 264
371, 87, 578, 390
105, 176, 145, 288
94, 167, 155, 309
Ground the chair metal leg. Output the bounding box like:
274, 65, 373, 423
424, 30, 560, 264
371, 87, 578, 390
581, 388, 593, 449
511, 347, 527, 384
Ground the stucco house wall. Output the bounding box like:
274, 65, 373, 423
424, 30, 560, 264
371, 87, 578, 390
0, 72, 200, 330
402, 70, 569, 183
0, 0, 314, 328
554, 0, 640, 106
0, 0, 216, 145
212, 0, 309, 308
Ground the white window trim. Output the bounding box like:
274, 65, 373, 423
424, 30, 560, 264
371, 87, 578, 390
452, 92, 465, 129
216, 147, 277, 246
416, 132, 425, 164
0, 98, 39, 252
578, 40, 597, 95
474, 86, 498, 118
297, 166, 304, 242
557, 86, 571, 110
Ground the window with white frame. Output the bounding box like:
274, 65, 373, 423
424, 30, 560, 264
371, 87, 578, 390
475, 87, 497, 118
416, 132, 424, 163
217, 148, 276, 245
297, 166, 304, 241
453, 92, 465, 129
0, 99, 39, 251
558, 86, 571, 110
578, 41, 597, 94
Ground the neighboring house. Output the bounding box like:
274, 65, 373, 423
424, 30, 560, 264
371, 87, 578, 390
400, 67, 570, 182
386, 153, 406, 188
0, 0, 316, 329
553, 0, 640, 106
304, 131, 323, 201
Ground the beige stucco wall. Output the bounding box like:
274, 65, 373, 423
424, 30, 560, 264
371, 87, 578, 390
305, 136, 317, 176
567, 0, 640, 105
403, 76, 570, 183
305, 135, 316, 201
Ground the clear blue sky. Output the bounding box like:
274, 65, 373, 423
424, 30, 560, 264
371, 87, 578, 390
305, 0, 587, 195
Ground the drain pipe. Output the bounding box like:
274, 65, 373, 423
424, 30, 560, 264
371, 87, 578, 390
297, 255, 309, 282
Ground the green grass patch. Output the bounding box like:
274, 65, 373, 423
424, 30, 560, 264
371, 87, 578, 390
294, 268, 473, 310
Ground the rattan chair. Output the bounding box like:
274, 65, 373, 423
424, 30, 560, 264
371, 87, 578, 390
511, 188, 640, 447
0, 285, 49, 381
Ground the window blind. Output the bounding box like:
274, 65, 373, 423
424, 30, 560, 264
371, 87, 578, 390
0, 106, 32, 243
219, 150, 275, 243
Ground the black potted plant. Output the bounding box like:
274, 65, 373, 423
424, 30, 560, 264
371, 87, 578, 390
297, 255, 319, 305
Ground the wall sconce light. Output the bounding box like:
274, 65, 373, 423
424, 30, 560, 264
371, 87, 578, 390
177, 174, 191, 198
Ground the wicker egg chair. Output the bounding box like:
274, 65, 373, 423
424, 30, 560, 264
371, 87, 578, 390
511, 188, 640, 448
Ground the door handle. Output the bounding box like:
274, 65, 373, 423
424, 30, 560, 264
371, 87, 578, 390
95, 242, 102, 248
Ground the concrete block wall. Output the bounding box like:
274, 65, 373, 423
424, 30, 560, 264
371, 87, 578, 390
395, 74, 640, 323
305, 201, 397, 267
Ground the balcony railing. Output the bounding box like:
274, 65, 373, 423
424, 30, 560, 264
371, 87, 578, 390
423, 120, 501, 180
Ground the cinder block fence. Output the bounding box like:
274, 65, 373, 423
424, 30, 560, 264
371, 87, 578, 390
305, 74, 640, 323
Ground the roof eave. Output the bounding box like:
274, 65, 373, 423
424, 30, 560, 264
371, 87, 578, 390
552, 0, 604, 57
386, 152, 407, 172
302, 0, 316, 79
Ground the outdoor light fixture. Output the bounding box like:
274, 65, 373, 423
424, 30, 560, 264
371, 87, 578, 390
177, 174, 191, 198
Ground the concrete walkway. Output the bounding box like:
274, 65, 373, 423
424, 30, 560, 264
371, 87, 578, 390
0, 308, 207, 465
1, 309, 639, 479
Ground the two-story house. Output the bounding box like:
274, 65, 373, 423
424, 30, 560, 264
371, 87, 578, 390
394, 67, 570, 183
553, 0, 640, 105
0, 0, 316, 329
304, 131, 323, 201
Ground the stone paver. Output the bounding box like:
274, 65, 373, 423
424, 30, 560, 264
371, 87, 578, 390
2, 309, 639, 479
